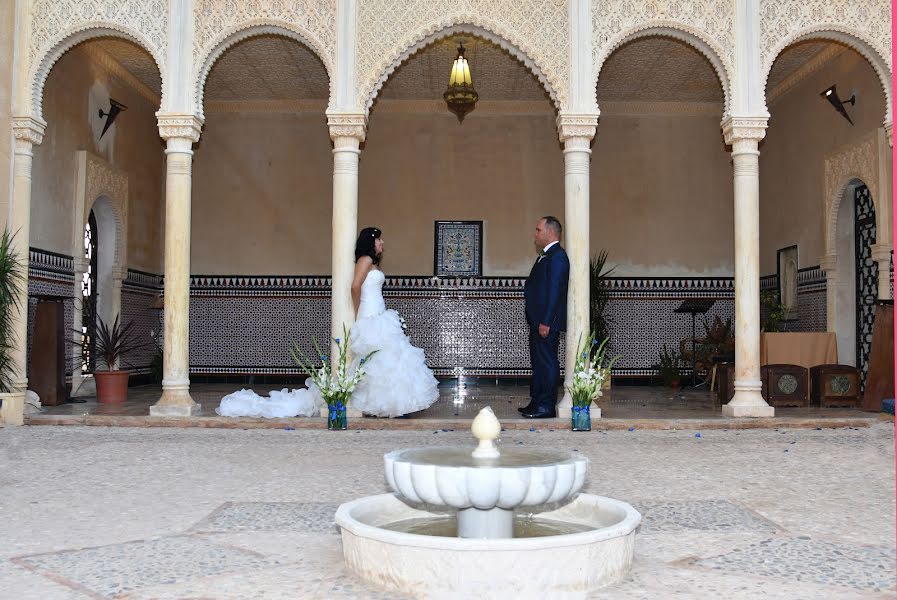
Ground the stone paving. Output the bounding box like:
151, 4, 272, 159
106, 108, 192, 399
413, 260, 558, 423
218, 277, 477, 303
0, 422, 894, 599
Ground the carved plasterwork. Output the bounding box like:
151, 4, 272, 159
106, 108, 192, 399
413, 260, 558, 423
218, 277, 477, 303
557, 113, 599, 142
11, 116, 47, 148
759, 0, 892, 121
73, 151, 129, 269
356, 0, 569, 111
823, 130, 886, 256
593, 0, 735, 115
721, 117, 768, 145
193, 0, 336, 116
28, 0, 167, 120
157, 113, 204, 143
327, 111, 367, 143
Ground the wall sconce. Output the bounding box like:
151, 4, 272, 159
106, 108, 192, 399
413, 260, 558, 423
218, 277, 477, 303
98, 99, 128, 138
443, 41, 478, 123
820, 85, 855, 125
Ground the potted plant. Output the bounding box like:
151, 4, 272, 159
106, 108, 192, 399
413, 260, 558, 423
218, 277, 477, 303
653, 344, 684, 388
567, 332, 620, 431
73, 314, 144, 403
0, 229, 25, 394
290, 325, 376, 430
760, 291, 787, 332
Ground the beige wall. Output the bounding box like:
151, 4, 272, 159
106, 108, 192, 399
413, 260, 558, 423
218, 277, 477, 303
593, 113, 734, 277
30, 45, 165, 271
192, 106, 738, 277
760, 48, 888, 275
0, 0, 15, 229
191, 112, 334, 275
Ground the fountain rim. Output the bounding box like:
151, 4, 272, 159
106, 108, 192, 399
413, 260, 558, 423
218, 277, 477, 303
384, 446, 589, 469
335, 493, 642, 551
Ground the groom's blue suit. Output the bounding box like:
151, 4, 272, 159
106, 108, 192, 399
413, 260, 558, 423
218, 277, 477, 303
524, 242, 569, 412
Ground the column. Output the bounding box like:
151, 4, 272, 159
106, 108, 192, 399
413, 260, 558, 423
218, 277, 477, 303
150, 114, 202, 417
556, 113, 598, 419
0, 117, 44, 426
722, 117, 774, 418
819, 254, 838, 331
69, 257, 93, 396
326, 111, 366, 417
870, 244, 893, 300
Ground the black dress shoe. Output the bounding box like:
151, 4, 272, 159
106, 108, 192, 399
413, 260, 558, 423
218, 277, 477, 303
517, 402, 537, 414
522, 406, 557, 419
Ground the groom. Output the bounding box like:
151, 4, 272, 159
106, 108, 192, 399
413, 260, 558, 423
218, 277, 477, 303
520, 216, 569, 419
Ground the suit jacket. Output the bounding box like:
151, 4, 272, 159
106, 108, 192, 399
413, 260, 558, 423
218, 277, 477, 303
524, 243, 569, 332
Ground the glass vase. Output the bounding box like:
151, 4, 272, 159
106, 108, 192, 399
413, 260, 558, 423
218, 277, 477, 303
327, 402, 347, 430
571, 405, 591, 431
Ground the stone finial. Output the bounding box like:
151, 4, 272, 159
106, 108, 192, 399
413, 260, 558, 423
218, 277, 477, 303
471, 407, 501, 459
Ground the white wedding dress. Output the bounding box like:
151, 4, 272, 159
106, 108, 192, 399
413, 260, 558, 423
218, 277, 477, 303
348, 269, 439, 416
216, 269, 438, 418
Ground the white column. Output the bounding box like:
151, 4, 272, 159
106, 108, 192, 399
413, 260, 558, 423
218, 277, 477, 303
150, 114, 203, 417
556, 113, 598, 419
870, 244, 893, 300
0, 117, 45, 426
722, 117, 774, 418
326, 111, 366, 417
69, 257, 95, 397
819, 254, 839, 331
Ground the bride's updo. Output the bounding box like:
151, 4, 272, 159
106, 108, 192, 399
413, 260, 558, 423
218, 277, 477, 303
355, 227, 382, 264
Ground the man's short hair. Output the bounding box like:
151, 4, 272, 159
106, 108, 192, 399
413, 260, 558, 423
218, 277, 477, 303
542, 216, 562, 238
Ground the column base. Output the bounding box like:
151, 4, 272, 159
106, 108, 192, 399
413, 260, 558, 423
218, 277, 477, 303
150, 388, 201, 417
722, 389, 774, 418
0, 392, 25, 426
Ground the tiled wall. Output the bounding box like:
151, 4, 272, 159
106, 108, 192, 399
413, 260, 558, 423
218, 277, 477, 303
28, 249, 833, 379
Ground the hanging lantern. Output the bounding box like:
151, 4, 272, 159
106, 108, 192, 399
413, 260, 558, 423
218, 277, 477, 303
443, 42, 478, 123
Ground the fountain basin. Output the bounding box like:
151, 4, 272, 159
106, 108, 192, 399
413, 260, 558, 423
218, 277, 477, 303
335, 493, 640, 599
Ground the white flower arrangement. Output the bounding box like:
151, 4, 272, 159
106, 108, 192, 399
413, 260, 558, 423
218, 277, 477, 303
566, 332, 620, 410
290, 325, 376, 409
399, 316, 407, 332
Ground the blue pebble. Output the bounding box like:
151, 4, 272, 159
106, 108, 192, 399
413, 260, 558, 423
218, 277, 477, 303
695, 433, 701, 438
628, 427, 635, 432
284, 427, 295, 431
530, 427, 536, 432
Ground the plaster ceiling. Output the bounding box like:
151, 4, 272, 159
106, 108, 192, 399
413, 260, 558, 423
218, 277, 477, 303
89, 34, 842, 108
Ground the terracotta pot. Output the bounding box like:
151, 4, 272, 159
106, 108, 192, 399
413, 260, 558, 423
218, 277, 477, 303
94, 370, 130, 403
669, 378, 681, 389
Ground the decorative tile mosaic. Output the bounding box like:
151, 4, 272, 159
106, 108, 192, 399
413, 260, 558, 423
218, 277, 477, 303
191, 502, 342, 534
13, 535, 283, 598
761, 267, 827, 333
694, 536, 897, 592
632, 499, 781, 534
26, 251, 164, 382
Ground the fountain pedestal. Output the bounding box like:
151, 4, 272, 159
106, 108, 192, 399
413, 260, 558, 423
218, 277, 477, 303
458, 507, 512, 539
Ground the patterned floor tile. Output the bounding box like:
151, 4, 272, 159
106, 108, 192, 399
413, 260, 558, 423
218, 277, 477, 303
13, 536, 283, 598
192, 502, 341, 534
633, 499, 781, 534
694, 537, 897, 592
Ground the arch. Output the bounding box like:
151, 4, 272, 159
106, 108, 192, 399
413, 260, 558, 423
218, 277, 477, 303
363, 23, 562, 113
29, 24, 165, 122
193, 21, 335, 120
823, 131, 885, 257
594, 24, 734, 118
763, 27, 893, 125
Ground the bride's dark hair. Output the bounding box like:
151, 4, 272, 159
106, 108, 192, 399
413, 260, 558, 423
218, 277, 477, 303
355, 227, 382, 264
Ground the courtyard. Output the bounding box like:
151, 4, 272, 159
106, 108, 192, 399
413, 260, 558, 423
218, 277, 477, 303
1, 421, 893, 599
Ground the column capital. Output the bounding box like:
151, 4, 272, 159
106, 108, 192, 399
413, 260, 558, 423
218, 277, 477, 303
819, 253, 838, 273
721, 116, 768, 145
12, 115, 46, 148
326, 110, 367, 144
556, 112, 599, 143
156, 112, 203, 143
111, 266, 129, 282
870, 243, 893, 263
72, 257, 90, 273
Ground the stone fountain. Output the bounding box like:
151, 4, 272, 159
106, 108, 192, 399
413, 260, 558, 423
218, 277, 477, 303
334, 407, 641, 598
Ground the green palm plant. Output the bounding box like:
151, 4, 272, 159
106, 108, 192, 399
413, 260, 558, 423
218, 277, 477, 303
0, 229, 25, 393
589, 250, 616, 349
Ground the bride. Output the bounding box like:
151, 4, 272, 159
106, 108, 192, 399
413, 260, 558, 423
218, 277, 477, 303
345, 227, 439, 416
217, 227, 439, 418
